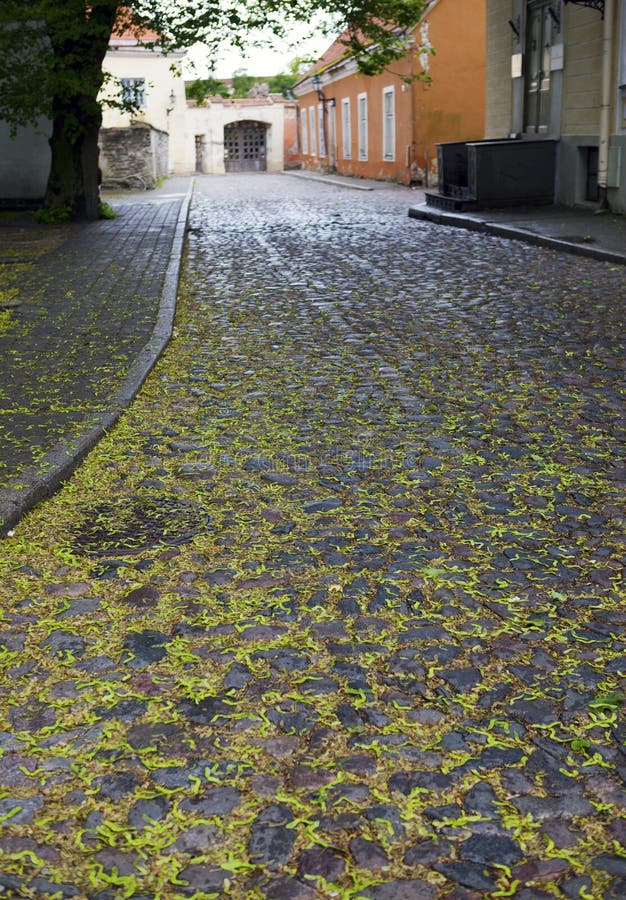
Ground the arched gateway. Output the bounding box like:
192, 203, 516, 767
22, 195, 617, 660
223, 120, 268, 172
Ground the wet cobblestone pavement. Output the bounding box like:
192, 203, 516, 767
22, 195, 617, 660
0, 173, 625, 898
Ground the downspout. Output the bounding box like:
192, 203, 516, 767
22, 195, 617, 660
409, 31, 419, 185
408, 73, 415, 183
598, 0, 616, 210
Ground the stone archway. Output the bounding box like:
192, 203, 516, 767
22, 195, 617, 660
223, 120, 268, 172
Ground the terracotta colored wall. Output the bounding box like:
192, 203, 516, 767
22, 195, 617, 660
298, 55, 414, 184
412, 0, 486, 182
283, 104, 300, 167
296, 0, 486, 186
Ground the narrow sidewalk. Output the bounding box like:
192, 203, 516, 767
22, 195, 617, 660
410, 202, 626, 265
0, 177, 192, 532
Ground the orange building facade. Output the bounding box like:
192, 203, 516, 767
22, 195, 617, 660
293, 0, 486, 187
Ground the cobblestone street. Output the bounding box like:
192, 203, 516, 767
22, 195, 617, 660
0, 173, 625, 898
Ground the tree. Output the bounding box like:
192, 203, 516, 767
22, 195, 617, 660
267, 72, 299, 98
185, 77, 230, 104
0, 0, 426, 220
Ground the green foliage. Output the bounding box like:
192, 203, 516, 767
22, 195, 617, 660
0, 309, 14, 336
230, 70, 258, 98
187, 69, 299, 102
267, 72, 298, 97
98, 201, 117, 220
34, 204, 72, 224
185, 77, 230, 103
0, 1, 119, 133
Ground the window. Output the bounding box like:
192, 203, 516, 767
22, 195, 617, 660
318, 103, 327, 158
120, 77, 146, 108
357, 93, 368, 161
523, 1, 554, 133
309, 107, 317, 157
301, 109, 308, 154
382, 86, 395, 160
341, 98, 351, 159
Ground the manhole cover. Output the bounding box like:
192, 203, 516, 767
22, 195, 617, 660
73, 496, 210, 555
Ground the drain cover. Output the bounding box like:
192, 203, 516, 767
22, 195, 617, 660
73, 496, 210, 555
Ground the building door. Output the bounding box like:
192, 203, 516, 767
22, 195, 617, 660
524, 1, 554, 134
224, 121, 267, 172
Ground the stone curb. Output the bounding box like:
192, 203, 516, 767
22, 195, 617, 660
282, 171, 375, 192
408, 203, 626, 266
0, 181, 194, 535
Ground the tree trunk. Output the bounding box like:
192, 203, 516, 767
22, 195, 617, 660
43, 0, 119, 220
45, 96, 102, 220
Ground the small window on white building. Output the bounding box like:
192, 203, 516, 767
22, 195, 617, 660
309, 107, 317, 157
301, 109, 309, 154
120, 77, 146, 108
318, 103, 327, 157
341, 98, 351, 159
382, 86, 395, 161
357, 93, 368, 161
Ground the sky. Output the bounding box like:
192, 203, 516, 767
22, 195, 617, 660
184, 23, 331, 80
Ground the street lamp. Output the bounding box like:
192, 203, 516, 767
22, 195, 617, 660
311, 72, 324, 101
310, 72, 335, 169
311, 73, 335, 108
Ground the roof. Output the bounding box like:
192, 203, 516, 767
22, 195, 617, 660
305, 32, 353, 75
110, 7, 161, 44
295, 2, 435, 88
297, 28, 360, 85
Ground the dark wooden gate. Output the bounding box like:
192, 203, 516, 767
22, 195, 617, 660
224, 121, 267, 172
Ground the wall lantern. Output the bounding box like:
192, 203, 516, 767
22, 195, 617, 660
311, 72, 335, 108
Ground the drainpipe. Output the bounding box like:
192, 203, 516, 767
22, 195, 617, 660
598, 0, 616, 210
409, 37, 418, 185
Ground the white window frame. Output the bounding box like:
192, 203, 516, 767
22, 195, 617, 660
301, 108, 308, 154
341, 98, 351, 159
328, 103, 336, 167
357, 92, 368, 161
318, 103, 327, 158
382, 85, 396, 161
120, 77, 146, 108
309, 106, 317, 157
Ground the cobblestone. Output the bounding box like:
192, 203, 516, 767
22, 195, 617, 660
0, 174, 624, 897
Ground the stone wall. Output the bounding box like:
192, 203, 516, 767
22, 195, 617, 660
99, 122, 169, 189
152, 128, 169, 181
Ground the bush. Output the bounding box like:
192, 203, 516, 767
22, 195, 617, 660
34, 204, 72, 224
98, 201, 117, 220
